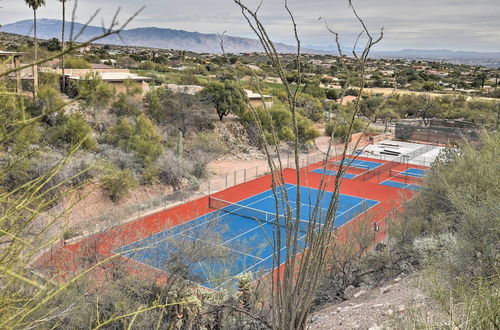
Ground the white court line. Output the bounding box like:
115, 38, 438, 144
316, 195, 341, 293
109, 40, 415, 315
216, 233, 308, 290
182, 232, 264, 260
335, 199, 366, 218
117, 187, 282, 253
380, 179, 413, 190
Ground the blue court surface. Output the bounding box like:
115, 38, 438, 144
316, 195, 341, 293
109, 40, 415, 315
310, 168, 357, 179
399, 168, 427, 178
115, 184, 378, 290
336, 157, 382, 170
380, 180, 422, 191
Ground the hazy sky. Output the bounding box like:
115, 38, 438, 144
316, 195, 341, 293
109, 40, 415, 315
1, 0, 499, 52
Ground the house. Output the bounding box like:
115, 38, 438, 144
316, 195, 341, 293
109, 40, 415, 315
164, 84, 204, 95
245, 89, 273, 108
67, 71, 153, 95
336, 95, 357, 105
0, 50, 34, 95
42, 65, 152, 95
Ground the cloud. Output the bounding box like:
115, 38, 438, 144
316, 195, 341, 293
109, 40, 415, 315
1, 0, 499, 51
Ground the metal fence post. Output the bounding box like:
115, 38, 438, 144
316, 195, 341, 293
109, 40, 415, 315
234, 171, 237, 186
225, 174, 228, 189
244, 169, 247, 182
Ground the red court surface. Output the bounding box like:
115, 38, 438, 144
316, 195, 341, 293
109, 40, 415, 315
33, 155, 427, 285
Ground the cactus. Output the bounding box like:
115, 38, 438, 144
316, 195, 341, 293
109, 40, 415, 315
177, 130, 183, 158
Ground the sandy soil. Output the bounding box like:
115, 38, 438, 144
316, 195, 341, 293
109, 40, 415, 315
308, 273, 444, 330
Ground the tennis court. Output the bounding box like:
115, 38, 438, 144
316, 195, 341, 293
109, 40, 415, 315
336, 157, 383, 170
380, 180, 422, 191
116, 183, 378, 289
311, 157, 383, 179
310, 168, 357, 179
380, 167, 428, 190
399, 168, 427, 178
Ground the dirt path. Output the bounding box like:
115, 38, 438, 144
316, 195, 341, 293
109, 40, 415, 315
308, 273, 443, 330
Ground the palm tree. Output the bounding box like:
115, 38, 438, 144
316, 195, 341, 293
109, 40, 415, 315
58, 0, 68, 94
25, 0, 46, 97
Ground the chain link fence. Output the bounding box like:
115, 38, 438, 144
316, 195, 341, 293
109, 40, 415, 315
395, 121, 480, 145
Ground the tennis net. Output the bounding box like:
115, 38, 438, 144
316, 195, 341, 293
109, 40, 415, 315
389, 170, 424, 182
208, 197, 322, 234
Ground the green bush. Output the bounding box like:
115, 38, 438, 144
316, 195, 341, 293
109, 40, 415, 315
110, 93, 141, 117
39, 72, 61, 90
48, 113, 95, 150
104, 114, 163, 165
141, 165, 160, 184
199, 81, 247, 121
65, 57, 92, 69
103, 168, 137, 202
241, 102, 319, 145
34, 86, 66, 115
295, 93, 323, 122
78, 72, 114, 109
325, 118, 364, 141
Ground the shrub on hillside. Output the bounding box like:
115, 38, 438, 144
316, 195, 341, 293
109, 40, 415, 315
98, 145, 143, 176
103, 168, 137, 202
65, 57, 91, 69
78, 72, 114, 110
110, 93, 141, 117
295, 93, 324, 122
47, 113, 96, 150
325, 118, 365, 141
241, 102, 319, 145
103, 114, 163, 165
146, 88, 212, 134
155, 150, 192, 189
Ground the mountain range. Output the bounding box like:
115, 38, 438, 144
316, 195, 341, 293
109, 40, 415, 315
0, 19, 308, 54
1, 19, 499, 66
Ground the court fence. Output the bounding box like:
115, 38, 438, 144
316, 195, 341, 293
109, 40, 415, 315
35, 144, 427, 246
395, 120, 481, 145
42, 151, 331, 245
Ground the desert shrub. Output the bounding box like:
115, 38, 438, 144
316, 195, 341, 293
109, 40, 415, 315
65, 57, 91, 69
302, 80, 326, 99
295, 93, 323, 122
241, 102, 319, 145
98, 145, 143, 175
110, 93, 141, 116
103, 114, 163, 165
103, 167, 137, 202
415, 133, 500, 284
188, 149, 212, 179
39, 72, 61, 90
0, 88, 41, 151
325, 117, 364, 141
65, 79, 80, 98
78, 72, 114, 109
141, 165, 160, 184
32, 85, 66, 116
155, 150, 192, 189
189, 131, 229, 155
146, 88, 212, 134
47, 113, 96, 150
0, 156, 32, 191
